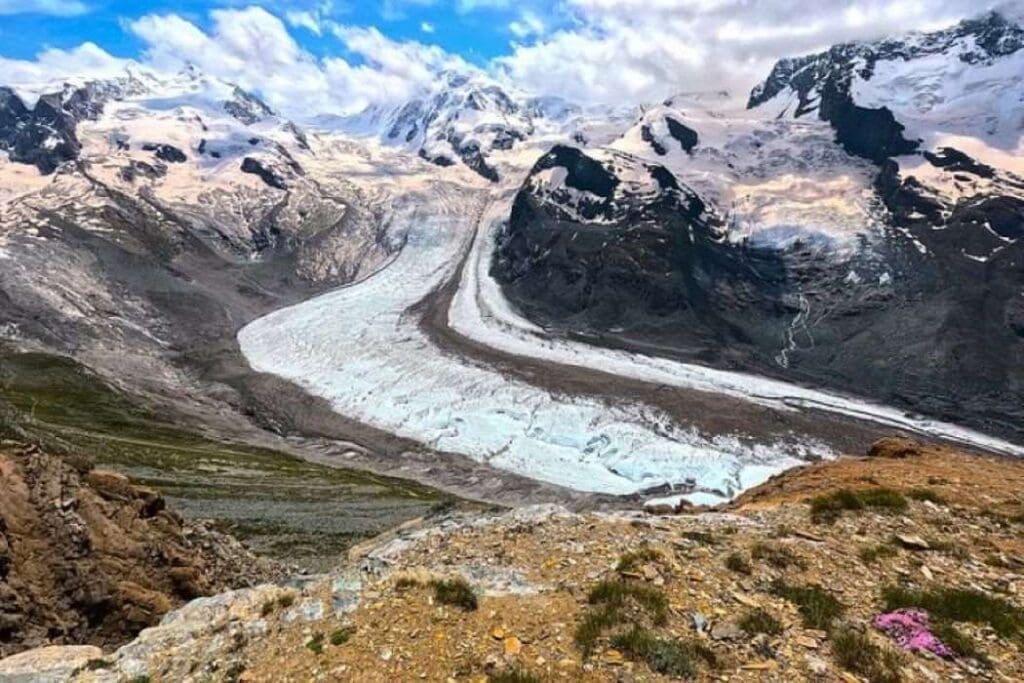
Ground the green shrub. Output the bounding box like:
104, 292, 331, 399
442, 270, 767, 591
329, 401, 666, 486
430, 578, 478, 611
810, 488, 907, 523
330, 626, 356, 646
724, 552, 751, 574
680, 530, 717, 546
831, 625, 903, 683
858, 544, 898, 564
738, 608, 783, 636
610, 626, 716, 678
770, 580, 845, 630
587, 580, 668, 625
881, 585, 1022, 638
751, 542, 805, 569
616, 547, 662, 573
488, 669, 542, 683
305, 632, 325, 655
907, 488, 946, 504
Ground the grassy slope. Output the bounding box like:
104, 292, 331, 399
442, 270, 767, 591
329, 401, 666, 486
0, 350, 454, 570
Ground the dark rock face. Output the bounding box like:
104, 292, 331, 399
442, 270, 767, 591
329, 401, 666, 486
923, 147, 996, 178
665, 117, 698, 154
641, 124, 668, 156
223, 86, 275, 125
241, 157, 288, 190
119, 160, 167, 183
0, 88, 81, 174
747, 12, 1024, 163
142, 143, 187, 164
493, 144, 1024, 442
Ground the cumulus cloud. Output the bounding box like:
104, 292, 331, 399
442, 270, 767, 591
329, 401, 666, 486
497, 0, 1008, 104
0, 42, 129, 101
0, 0, 90, 16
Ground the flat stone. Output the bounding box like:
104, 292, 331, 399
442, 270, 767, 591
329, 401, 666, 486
0, 645, 103, 683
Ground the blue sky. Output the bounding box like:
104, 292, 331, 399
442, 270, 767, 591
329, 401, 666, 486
0, 0, 1002, 113
0, 1, 559, 64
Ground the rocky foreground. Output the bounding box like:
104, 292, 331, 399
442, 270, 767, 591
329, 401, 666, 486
3, 437, 1024, 682
0, 442, 285, 661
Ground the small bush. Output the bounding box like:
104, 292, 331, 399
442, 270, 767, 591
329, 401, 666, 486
616, 547, 662, 573
751, 542, 805, 569
260, 600, 275, 617
770, 580, 845, 631
907, 488, 946, 504
680, 530, 717, 546
305, 632, 325, 655
738, 608, 784, 636
277, 593, 295, 609
587, 580, 668, 625
488, 669, 542, 683
84, 659, 112, 671
810, 488, 907, 523
724, 552, 751, 574
858, 544, 898, 564
881, 585, 1022, 638
430, 578, 478, 611
395, 576, 422, 590
831, 625, 903, 683
931, 623, 990, 666
330, 626, 356, 646
610, 626, 716, 678
574, 604, 624, 655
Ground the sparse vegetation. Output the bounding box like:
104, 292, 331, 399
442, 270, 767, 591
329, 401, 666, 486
809, 488, 908, 523
575, 604, 627, 656
858, 543, 898, 564
610, 626, 717, 678
881, 585, 1023, 638
830, 625, 903, 683
260, 600, 275, 617
395, 576, 422, 590
587, 580, 668, 625
751, 541, 805, 569
616, 547, 662, 573
932, 622, 990, 666
739, 608, 784, 636
330, 626, 356, 646
277, 593, 295, 609
907, 488, 946, 504
305, 631, 325, 655
84, 659, 113, 671
724, 551, 752, 574
488, 669, 542, 683
770, 580, 845, 630
430, 578, 478, 611
680, 530, 717, 546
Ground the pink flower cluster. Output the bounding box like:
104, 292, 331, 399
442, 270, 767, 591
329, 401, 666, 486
873, 608, 955, 658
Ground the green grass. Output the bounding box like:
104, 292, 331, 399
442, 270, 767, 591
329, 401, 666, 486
931, 623, 990, 666
907, 488, 946, 504
809, 488, 908, 523
858, 543, 898, 564
330, 626, 356, 646
430, 578, 478, 611
488, 669, 542, 683
881, 585, 1023, 638
610, 626, 717, 678
738, 608, 784, 636
770, 580, 845, 631
751, 542, 805, 569
830, 625, 903, 683
574, 604, 626, 656
0, 350, 452, 567
680, 530, 717, 546
305, 632, 325, 655
724, 552, 752, 574
587, 580, 668, 625
616, 547, 662, 573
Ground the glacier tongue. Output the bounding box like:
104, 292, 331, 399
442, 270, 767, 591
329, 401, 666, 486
238, 182, 814, 499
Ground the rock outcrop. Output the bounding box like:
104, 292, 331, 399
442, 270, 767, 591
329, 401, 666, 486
0, 443, 282, 659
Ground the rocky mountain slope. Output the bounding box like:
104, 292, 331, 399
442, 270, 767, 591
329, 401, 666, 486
493, 11, 1024, 444
4, 437, 1023, 682
0, 442, 283, 659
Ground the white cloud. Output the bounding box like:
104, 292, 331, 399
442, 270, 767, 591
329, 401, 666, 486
497, 0, 1007, 105
286, 10, 323, 35
0, 42, 128, 100
509, 10, 545, 39
420, 21, 435, 33
0, 0, 90, 16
